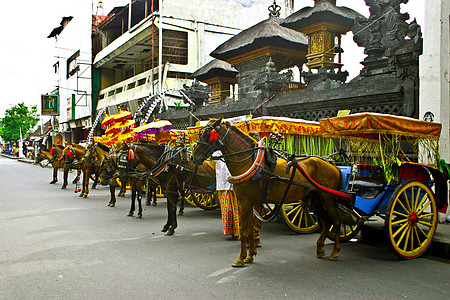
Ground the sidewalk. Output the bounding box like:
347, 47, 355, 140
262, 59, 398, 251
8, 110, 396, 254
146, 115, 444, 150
3, 152, 450, 259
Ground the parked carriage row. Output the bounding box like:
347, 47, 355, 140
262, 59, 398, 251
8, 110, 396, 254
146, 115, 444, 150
35, 112, 449, 267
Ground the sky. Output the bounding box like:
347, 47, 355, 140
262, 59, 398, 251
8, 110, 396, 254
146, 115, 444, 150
0, 0, 425, 120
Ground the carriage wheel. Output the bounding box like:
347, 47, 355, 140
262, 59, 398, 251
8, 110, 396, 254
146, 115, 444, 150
385, 180, 437, 259
190, 190, 219, 210
253, 203, 278, 221
281, 200, 319, 234
116, 178, 132, 190
326, 222, 363, 242
182, 189, 196, 207
155, 185, 165, 198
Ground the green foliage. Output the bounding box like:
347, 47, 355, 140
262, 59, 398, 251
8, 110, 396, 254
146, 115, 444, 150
436, 158, 450, 180
0, 102, 40, 142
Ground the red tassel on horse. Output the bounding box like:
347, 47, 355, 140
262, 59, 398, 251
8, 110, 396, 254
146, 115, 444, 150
67, 149, 72, 157
128, 149, 135, 161
49, 148, 54, 154
209, 129, 219, 142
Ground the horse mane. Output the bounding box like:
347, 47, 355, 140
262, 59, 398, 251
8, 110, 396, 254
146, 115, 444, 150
227, 122, 258, 146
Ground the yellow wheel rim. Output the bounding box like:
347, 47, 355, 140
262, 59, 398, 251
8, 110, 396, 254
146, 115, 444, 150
192, 192, 219, 210
116, 178, 132, 190
281, 200, 319, 233
183, 190, 196, 206
386, 180, 437, 259
328, 223, 362, 242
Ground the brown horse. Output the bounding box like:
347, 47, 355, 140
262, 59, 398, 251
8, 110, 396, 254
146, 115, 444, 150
61, 143, 98, 196
116, 141, 216, 235
191, 118, 343, 267
99, 153, 127, 206
35, 145, 65, 184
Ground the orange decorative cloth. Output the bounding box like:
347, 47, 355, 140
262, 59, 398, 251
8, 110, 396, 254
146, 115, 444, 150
319, 113, 442, 140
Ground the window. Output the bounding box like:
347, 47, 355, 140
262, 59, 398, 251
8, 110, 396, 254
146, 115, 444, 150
67, 50, 80, 78
162, 30, 188, 65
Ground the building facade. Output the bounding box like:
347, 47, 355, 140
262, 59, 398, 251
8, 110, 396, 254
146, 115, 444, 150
420, 0, 450, 162
93, 0, 295, 122
47, 2, 95, 144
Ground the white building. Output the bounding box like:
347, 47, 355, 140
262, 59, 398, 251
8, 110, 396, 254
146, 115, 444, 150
420, 0, 450, 163
47, 2, 94, 144
93, 0, 295, 118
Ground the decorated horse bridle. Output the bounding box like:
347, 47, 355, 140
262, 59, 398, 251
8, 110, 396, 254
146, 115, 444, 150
81, 143, 98, 164
196, 123, 266, 184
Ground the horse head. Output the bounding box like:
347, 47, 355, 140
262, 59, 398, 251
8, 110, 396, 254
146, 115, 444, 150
99, 154, 117, 186
191, 117, 224, 165
34, 148, 48, 164
81, 142, 98, 164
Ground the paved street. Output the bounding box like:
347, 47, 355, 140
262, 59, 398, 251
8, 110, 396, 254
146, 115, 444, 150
1, 156, 449, 300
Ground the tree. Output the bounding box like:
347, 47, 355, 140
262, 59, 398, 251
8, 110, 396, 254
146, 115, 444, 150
0, 102, 40, 142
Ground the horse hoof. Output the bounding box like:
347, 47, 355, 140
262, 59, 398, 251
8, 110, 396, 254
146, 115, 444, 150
92, 186, 96, 190
232, 261, 245, 267
79, 193, 84, 197
50, 181, 57, 184
165, 229, 174, 236
244, 257, 254, 264
316, 250, 326, 258
329, 254, 339, 261
127, 213, 133, 217
109, 203, 115, 207
178, 211, 184, 216
83, 194, 87, 198
152, 202, 157, 206
145, 202, 151, 206
61, 186, 66, 190
161, 226, 168, 232
136, 214, 142, 218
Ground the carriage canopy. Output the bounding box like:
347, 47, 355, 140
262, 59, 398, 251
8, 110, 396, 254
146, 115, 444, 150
319, 113, 442, 140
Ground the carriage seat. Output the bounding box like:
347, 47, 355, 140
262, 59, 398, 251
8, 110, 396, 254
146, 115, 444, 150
348, 180, 385, 199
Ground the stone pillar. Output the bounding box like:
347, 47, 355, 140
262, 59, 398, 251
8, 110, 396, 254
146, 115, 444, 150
419, 0, 450, 162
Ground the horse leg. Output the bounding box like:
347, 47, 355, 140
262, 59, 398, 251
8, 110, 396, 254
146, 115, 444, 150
233, 203, 254, 267
73, 169, 80, 184
323, 197, 341, 261
136, 181, 143, 218
118, 182, 126, 197
145, 181, 151, 206
50, 167, 58, 184
128, 181, 136, 217
108, 183, 116, 207
118, 177, 127, 197
152, 186, 157, 206
81, 169, 90, 198
178, 190, 185, 216
307, 193, 328, 258
91, 167, 99, 189
163, 193, 178, 235
62, 167, 69, 189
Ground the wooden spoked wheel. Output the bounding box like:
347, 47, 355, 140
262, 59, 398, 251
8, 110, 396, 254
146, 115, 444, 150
281, 200, 319, 234
116, 178, 131, 190
191, 190, 219, 210
155, 185, 165, 198
254, 203, 279, 221
326, 222, 363, 242
385, 180, 437, 259
182, 189, 196, 206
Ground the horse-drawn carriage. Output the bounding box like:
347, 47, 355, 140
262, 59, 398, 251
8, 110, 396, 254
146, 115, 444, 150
191, 112, 448, 266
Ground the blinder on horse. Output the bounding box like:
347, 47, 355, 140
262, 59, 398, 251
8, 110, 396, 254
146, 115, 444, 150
195, 124, 229, 164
